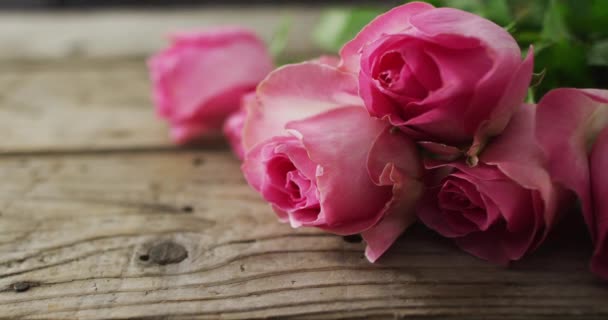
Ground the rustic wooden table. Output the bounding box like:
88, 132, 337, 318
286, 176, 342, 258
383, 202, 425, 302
1, 8, 608, 320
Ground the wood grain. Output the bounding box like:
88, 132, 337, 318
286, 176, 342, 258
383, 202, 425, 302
0, 7, 323, 61
0, 60, 172, 153
0, 151, 606, 319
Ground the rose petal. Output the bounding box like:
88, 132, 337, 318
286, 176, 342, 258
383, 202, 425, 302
469, 49, 534, 157
410, 8, 524, 145
482, 104, 561, 236
591, 128, 608, 279
223, 93, 254, 160
242, 62, 363, 151
286, 107, 392, 235
148, 27, 273, 144
409, 7, 520, 57
170, 122, 214, 145
150, 31, 272, 122
339, 2, 435, 73
536, 88, 608, 239
362, 175, 421, 262
363, 126, 423, 261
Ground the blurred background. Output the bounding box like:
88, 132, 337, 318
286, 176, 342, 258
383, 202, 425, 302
0, 0, 606, 99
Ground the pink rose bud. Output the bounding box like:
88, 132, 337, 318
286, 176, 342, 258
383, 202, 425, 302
148, 27, 273, 144
242, 61, 423, 262
339, 2, 533, 157
418, 105, 568, 264
536, 88, 608, 280
222, 93, 255, 160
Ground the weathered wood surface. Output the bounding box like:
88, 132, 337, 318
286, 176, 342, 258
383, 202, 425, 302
1, 52, 608, 319
0, 60, 171, 153
0, 7, 322, 61
1, 151, 607, 319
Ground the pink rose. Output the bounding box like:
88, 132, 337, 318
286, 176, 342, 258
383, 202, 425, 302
340, 2, 533, 157
418, 105, 567, 264
242, 62, 423, 261
536, 88, 608, 279
222, 93, 254, 160
148, 27, 273, 144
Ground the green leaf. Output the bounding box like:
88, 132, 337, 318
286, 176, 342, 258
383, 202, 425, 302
589, 39, 608, 66
564, 0, 608, 41
540, 0, 570, 42
509, 0, 547, 30
313, 8, 385, 53
482, 0, 512, 26
534, 39, 592, 97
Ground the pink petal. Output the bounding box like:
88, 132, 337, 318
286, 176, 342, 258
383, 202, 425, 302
367, 127, 423, 183
591, 128, 608, 279
536, 88, 608, 240
170, 122, 214, 145
312, 55, 341, 67
148, 27, 273, 144
242, 135, 320, 218
483, 104, 562, 238
419, 104, 566, 263
363, 127, 424, 261
242, 62, 363, 151
223, 93, 253, 160
409, 7, 520, 55
362, 175, 420, 262
469, 49, 534, 158
339, 2, 435, 73
286, 107, 392, 235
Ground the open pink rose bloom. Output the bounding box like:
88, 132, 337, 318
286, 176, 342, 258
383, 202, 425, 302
340, 2, 533, 157
418, 105, 568, 264
241, 62, 423, 261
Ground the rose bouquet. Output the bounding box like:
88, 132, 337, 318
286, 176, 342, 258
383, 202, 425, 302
149, 2, 608, 280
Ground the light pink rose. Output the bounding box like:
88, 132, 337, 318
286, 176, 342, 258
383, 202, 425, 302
148, 27, 273, 144
418, 105, 567, 264
222, 93, 255, 160
339, 2, 533, 158
242, 62, 423, 261
536, 88, 608, 279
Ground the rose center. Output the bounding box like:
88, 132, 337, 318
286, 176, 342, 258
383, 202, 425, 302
374, 50, 430, 101
264, 149, 321, 220
379, 70, 399, 87
285, 170, 311, 203
438, 178, 488, 233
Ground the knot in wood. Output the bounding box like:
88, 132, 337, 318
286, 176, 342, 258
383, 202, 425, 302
11, 281, 39, 293
145, 241, 188, 265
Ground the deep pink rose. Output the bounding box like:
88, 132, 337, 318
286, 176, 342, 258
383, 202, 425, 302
418, 105, 566, 264
536, 88, 608, 279
242, 62, 423, 261
222, 93, 255, 160
340, 2, 533, 157
148, 27, 273, 144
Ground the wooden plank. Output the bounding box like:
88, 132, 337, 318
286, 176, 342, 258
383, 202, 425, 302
0, 60, 174, 153
0, 150, 606, 319
0, 7, 323, 61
